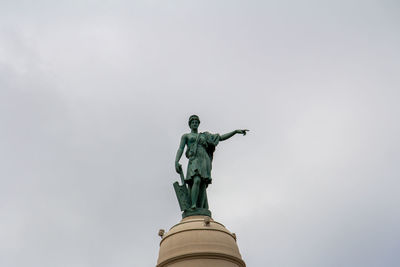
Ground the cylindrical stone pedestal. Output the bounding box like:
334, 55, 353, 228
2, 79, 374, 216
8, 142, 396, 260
157, 216, 246, 267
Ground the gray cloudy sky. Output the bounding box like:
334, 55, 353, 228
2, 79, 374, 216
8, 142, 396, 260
1, 1, 399, 266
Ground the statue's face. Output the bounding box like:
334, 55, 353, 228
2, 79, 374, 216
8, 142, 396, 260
190, 119, 200, 130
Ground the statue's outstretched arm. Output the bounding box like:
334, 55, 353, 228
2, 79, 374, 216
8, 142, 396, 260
220, 129, 249, 141
175, 135, 187, 173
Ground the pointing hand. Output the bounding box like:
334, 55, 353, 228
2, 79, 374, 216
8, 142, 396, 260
237, 129, 249, 136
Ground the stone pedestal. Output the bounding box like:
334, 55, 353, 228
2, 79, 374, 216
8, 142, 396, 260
157, 216, 246, 267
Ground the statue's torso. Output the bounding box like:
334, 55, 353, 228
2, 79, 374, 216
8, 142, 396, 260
185, 133, 201, 147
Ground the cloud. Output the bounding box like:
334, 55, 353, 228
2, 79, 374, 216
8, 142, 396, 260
0, 1, 399, 267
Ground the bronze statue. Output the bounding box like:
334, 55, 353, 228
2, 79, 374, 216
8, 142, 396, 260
174, 115, 248, 218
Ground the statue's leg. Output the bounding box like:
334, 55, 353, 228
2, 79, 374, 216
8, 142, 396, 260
188, 183, 192, 199
204, 190, 209, 209
199, 182, 208, 209
190, 176, 201, 209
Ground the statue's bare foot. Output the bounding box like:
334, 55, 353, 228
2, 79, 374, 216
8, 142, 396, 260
190, 204, 196, 210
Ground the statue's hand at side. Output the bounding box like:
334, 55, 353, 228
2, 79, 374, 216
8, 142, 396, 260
236, 129, 249, 136
175, 162, 182, 173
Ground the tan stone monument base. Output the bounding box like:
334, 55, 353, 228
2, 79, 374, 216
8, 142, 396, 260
157, 216, 246, 267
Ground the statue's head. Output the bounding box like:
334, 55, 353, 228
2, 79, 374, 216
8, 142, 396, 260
188, 115, 200, 130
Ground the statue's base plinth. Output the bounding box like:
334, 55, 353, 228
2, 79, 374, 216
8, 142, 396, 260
157, 215, 246, 267
182, 208, 211, 218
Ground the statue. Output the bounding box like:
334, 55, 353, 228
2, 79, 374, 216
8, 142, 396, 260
174, 115, 248, 218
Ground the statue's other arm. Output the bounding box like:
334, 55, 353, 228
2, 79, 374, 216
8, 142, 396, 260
175, 134, 187, 173
220, 129, 249, 141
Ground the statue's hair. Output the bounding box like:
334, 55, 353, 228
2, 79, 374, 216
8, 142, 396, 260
188, 115, 200, 126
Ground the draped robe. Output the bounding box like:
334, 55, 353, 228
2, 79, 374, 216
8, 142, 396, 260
185, 132, 220, 185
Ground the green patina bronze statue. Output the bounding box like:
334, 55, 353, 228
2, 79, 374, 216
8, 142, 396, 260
174, 115, 248, 218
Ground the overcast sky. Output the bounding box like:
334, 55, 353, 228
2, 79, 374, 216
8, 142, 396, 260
1, 1, 399, 267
